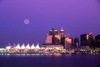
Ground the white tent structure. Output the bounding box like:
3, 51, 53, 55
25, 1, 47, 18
35, 43, 40, 49
14, 43, 40, 49
21, 43, 25, 49
31, 43, 35, 49
6, 46, 11, 49
15, 44, 20, 49
26, 43, 30, 49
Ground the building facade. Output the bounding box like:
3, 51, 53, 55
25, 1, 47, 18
65, 37, 72, 49
42, 28, 72, 49
93, 35, 100, 47
80, 32, 93, 47
74, 37, 79, 47
49, 28, 58, 35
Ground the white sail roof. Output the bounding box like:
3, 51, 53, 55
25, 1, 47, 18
31, 43, 35, 49
26, 43, 30, 49
21, 43, 25, 49
36, 43, 40, 49
16, 44, 20, 49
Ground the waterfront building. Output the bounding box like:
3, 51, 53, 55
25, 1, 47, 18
42, 28, 72, 49
60, 37, 65, 48
21, 43, 25, 49
80, 32, 93, 47
49, 28, 58, 35
60, 27, 65, 37
31, 43, 35, 49
45, 34, 61, 45
93, 35, 100, 47
70, 38, 74, 46
6, 46, 11, 49
45, 34, 53, 44
80, 46, 90, 51
26, 43, 30, 49
45, 28, 61, 45
36, 43, 40, 49
41, 45, 64, 49
52, 35, 61, 44
14, 43, 40, 49
15, 43, 20, 49
74, 37, 79, 47
65, 37, 72, 49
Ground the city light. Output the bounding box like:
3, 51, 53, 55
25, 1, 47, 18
6, 46, 11, 49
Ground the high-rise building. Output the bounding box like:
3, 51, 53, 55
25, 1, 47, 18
70, 38, 74, 46
44, 28, 61, 45
94, 35, 100, 47
49, 28, 58, 35
74, 37, 79, 47
61, 37, 65, 48
65, 37, 72, 49
60, 27, 65, 37
80, 32, 93, 47
42, 28, 72, 49
52, 35, 61, 44
45, 34, 53, 44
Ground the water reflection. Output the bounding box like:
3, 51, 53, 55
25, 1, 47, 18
31, 54, 35, 55
65, 54, 72, 56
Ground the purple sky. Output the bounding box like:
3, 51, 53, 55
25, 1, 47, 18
0, 0, 100, 47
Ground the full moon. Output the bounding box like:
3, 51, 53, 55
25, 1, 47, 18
24, 19, 29, 24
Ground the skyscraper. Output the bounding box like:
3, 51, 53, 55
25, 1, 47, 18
60, 27, 65, 37
44, 28, 61, 45
94, 35, 100, 47
74, 37, 79, 47
80, 32, 93, 47
65, 37, 72, 49
49, 28, 58, 35
60, 27, 65, 48
42, 28, 72, 49
45, 34, 52, 44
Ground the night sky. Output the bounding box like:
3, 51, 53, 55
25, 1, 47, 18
0, 0, 100, 47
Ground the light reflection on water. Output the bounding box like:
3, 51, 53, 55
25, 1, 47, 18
0, 54, 100, 67
65, 54, 72, 56
0, 54, 100, 57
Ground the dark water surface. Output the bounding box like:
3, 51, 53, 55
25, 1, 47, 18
0, 54, 100, 67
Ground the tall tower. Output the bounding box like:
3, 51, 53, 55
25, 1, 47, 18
60, 27, 65, 37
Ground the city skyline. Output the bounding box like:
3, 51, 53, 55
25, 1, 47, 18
0, 27, 99, 48
0, 0, 100, 47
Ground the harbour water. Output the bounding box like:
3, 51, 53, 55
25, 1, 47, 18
0, 54, 100, 67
